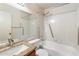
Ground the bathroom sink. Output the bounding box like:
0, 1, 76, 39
0, 44, 29, 56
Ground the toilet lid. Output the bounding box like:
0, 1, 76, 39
36, 49, 48, 56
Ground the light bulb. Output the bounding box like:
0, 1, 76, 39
49, 20, 55, 23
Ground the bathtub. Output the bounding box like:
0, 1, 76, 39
43, 40, 79, 56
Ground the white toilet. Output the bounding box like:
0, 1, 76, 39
36, 49, 48, 56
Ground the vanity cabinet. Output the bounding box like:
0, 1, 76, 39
24, 50, 36, 56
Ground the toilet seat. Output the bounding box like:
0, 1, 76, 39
36, 49, 48, 56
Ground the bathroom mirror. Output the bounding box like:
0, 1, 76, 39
12, 11, 39, 40
0, 3, 39, 44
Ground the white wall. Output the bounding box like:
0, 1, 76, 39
28, 15, 39, 37
44, 4, 79, 47
25, 3, 44, 39
0, 11, 11, 43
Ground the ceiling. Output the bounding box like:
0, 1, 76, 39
23, 3, 68, 14
33, 3, 68, 10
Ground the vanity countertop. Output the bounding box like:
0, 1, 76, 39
0, 40, 36, 56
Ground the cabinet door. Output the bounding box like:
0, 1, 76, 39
25, 50, 36, 56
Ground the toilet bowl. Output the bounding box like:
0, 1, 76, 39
36, 49, 48, 56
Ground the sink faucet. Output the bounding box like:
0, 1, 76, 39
8, 33, 14, 46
